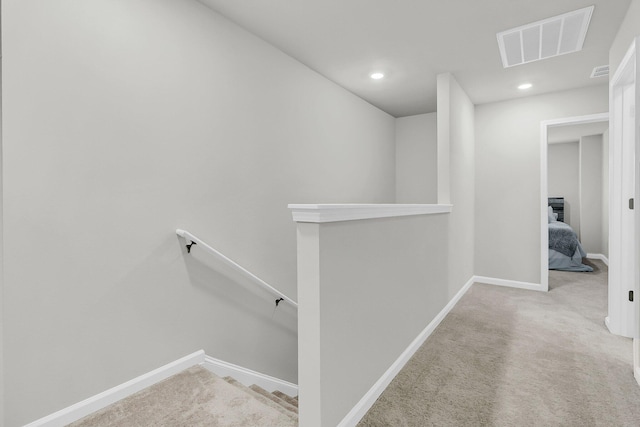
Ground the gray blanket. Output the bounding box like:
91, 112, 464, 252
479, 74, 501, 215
549, 222, 578, 257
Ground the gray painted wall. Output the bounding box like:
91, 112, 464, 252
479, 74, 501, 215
438, 73, 475, 297
2, 0, 395, 425
602, 129, 610, 258
296, 72, 475, 427
0, 16, 4, 419
547, 135, 607, 255
580, 135, 605, 254
395, 113, 438, 203
548, 142, 581, 237
475, 85, 608, 283
315, 214, 449, 427
610, 0, 640, 75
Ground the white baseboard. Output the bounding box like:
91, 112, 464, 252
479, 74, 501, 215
336, 276, 475, 427
473, 275, 544, 292
202, 355, 298, 397
24, 350, 298, 427
24, 350, 206, 427
586, 253, 609, 266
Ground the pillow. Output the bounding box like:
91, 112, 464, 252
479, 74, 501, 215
548, 206, 557, 223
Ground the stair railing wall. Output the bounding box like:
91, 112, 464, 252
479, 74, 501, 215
290, 204, 453, 427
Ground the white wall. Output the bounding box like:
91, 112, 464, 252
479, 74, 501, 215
438, 73, 475, 297
0, 30, 4, 422
547, 134, 607, 255
296, 214, 450, 427
295, 72, 474, 427
475, 85, 608, 283
611, 0, 640, 75
548, 142, 580, 236
319, 216, 450, 427
580, 134, 605, 254
609, 0, 640, 379
1, 0, 396, 425
395, 113, 437, 203
602, 129, 610, 258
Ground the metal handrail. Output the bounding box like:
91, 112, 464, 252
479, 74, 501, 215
176, 229, 298, 308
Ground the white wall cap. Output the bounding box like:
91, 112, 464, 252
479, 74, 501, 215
288, 203, 452, 223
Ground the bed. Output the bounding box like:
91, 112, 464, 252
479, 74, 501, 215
548, 197, 592, 272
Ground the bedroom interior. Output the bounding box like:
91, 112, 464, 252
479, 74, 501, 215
546, 118, 609, 273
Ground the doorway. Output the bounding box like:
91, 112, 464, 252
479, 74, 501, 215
540, 113, 609, 292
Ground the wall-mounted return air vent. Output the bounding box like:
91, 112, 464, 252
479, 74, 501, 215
497, 6, 594, 68
591, 65, 609, 78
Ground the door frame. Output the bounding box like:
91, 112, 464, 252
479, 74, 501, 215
540, 113, 609, 293
608, 37, 639, 339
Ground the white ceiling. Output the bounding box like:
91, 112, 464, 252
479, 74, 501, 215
198, 0, 630, 117
547, 121, 609, 144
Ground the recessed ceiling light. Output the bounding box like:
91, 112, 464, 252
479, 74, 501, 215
518, 83, 533, 90
370, 72, 384, 80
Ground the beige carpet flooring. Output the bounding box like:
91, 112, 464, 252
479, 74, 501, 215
68, 366, 298, 427
358, 260, 640, 426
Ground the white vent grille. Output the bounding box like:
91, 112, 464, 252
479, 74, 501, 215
497, 6, 594, 68
591, 65, 609, 78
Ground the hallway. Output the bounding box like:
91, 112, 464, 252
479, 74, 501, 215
359, 260, 640, 426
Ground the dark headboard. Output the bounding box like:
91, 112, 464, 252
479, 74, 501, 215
548, 197, 564, 222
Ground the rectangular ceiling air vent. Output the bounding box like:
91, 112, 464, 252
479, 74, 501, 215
590, 65, 609, 78
497, 6, 594, 68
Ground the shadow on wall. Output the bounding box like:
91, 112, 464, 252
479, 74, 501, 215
78, 236, 298, 362
64, 234, 299, 390
179, 239, 298, 336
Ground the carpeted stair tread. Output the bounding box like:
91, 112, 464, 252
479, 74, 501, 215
248, 384, 298, 414
272, 390, 299, 408
68, 366, 297, 427
223, 377, 298, 422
